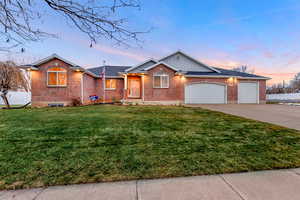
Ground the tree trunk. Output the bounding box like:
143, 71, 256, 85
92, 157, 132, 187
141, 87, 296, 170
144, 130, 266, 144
0, 93, 10, 108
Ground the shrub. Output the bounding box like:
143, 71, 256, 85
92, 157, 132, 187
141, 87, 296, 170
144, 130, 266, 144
71, 98, 82, 106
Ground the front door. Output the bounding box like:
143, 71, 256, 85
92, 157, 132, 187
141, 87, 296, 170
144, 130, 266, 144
128, 78, 141, 98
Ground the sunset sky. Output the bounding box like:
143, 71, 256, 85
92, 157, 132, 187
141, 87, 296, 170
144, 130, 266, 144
1, 0, 300, 86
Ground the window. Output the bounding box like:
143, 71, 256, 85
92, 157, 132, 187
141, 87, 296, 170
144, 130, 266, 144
47, 67, 67, 86
153, 72, 169, 88
105, 79, 116, 90
48, 103, 64, 107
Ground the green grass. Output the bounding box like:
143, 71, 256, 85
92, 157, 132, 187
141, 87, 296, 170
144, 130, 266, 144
1, 105, 300, 190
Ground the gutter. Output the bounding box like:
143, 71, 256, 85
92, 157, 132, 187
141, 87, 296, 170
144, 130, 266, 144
184, 75, 271, 80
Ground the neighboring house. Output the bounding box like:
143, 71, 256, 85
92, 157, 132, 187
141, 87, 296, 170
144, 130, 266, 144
22, 51, 270, 107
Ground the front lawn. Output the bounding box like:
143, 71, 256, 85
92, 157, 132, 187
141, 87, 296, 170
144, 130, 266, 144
1, 105, 300, 190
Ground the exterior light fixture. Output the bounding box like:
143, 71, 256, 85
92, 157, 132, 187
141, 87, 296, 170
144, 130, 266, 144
227, 77, 237, 86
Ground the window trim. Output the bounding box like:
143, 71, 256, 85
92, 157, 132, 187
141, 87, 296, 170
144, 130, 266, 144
47, 68, 67, 87
153, 74, 169, 88
105, 79, 117, 90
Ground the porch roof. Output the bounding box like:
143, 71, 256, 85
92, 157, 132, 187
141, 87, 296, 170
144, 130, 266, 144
87, 66, 131, 77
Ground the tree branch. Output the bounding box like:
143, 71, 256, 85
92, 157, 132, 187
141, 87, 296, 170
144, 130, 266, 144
0, 0, 147, 51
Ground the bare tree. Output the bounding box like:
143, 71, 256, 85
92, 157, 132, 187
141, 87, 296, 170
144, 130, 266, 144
232, 65, 255, 74
0, 61, 29, 108
0, 0, 146, 51
291, 72, 300, 92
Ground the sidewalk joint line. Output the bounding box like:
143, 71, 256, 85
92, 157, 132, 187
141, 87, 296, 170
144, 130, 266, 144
32, 187, 46, 200
135, 180, 139, 200
219, 175, 247, 200
290, 169, 300, 176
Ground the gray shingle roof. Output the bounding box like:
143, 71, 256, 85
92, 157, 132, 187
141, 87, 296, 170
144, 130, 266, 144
87, 66, 131, 77
87, 65, 268, 79
186, 67, 268, 79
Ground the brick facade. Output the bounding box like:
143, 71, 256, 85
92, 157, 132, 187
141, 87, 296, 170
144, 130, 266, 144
82, 73, 97, 104
96, 78, 124, 102
31, 59, 266, 107
31, 58, 82, 107
144, 64, 184, 101
123, 64, 267, 104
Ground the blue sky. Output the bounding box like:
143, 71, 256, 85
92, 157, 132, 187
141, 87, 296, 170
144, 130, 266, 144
1, 0, 300, 85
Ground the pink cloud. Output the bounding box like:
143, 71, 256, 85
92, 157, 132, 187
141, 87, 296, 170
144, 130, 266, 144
259, 72, 297, 86
92, 44, 147, 62
262, 51, 274, 59
63, 34, 148, 62
236, 43, 261, 52
199, 57, 297, 85
286, 55, 300, 66
201, 59, 243, 68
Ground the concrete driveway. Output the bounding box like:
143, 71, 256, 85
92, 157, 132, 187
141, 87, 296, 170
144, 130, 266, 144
195, 104, 300, 131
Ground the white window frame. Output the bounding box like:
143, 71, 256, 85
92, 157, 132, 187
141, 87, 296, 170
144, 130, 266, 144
153, 73, 169, 88
105, 79, 117, 90
47, 68, 67, 87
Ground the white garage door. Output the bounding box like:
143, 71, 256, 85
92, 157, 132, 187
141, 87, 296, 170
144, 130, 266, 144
238, 82, 259, 104
185, 83, 226, 104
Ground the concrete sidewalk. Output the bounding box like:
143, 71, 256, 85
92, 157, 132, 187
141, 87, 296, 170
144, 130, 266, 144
1, 168, 300, 200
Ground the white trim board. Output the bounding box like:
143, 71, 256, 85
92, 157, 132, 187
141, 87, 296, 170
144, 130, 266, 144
144, 61, 179, 71
125, 59, 157, 72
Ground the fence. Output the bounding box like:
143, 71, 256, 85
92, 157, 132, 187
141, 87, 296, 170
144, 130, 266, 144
0, 91, 31, 105
267, 93, 300, 102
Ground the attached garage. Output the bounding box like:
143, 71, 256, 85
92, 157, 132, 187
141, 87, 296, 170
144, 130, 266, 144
185, 83, 227, 104
238, 82, 259, 104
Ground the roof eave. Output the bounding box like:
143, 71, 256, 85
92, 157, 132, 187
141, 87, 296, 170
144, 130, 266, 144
184, 75, 271, 80
31, 53, 78, 67
125, 59, 157, 72
18, 65, 39, 71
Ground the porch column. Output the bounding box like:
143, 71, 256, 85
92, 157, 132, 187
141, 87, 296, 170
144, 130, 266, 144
124, 74, 127, 89
81, 73, 84, 104
142, 75, 145, 101
123, 74, 127, 101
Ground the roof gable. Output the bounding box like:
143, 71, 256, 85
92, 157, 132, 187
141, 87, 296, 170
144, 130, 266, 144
159, 51, 220, 73
125, 59, 157, 73
31, 54, 78, 67
28, 54, 101, 78
144, 62, 179, 72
